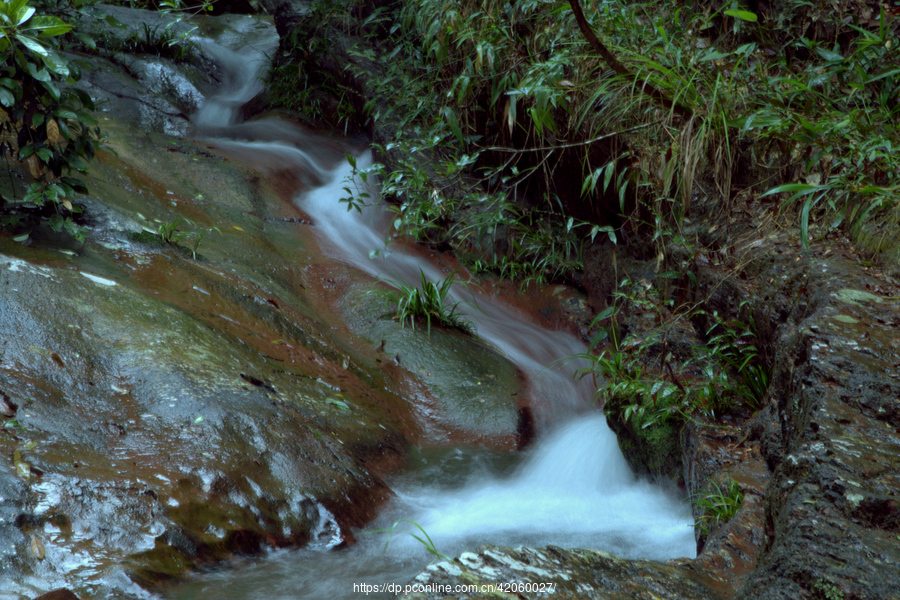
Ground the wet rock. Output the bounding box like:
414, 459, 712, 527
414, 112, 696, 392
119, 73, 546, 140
32, 590, 81, 600
396, 545, 716, 600
690, 237, 900, 599
0, 12, 415, 594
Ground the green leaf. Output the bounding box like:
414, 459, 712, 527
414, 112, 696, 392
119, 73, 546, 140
75, 111, 97, 126
724, 9, 757, 22
65, 155, 88, 171
760, 183, 818, 197
27, 15, 73, 38
0, 87, 14, 107
815, 47, 845, 62
441, 106, 464, 145
73, 31, 96, 50
15, 34, 47, 56
800, 197, 813, 250
41, 80, 59, 100
39, 50, 68, 76
25, 61, 50, 82
594, 304, 618, 322
15, 5, 35, 26
701, 50, 731, 62
866, 67, 900, 84
6, 0, 29, 18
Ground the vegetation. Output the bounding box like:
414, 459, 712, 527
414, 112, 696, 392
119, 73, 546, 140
572, 278, 769, 479
283, 0, 899, 279
372, 269, 475, 336
693, 477, 744, 537
0, 0, 214, 243
0, 0, 101, 242
371, 518, 450, 562
148, 216, 216, 258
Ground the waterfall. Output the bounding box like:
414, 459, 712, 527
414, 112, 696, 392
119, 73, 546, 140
167, 29, 696, 600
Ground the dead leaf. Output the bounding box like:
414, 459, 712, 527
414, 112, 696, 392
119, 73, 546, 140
27, 155, 41, 179
30, 536, 45, 560
47, 119, 61, 145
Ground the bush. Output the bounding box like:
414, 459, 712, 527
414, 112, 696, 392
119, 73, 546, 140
0, 0, 101, 242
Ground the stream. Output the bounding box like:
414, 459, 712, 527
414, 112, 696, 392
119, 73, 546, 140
165, 25, 695, 600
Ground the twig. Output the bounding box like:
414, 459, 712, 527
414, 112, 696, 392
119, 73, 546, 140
569, 0, 692, 120
476, 120, 662, 153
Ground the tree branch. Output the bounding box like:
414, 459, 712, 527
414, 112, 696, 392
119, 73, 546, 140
569, 0, 692, 120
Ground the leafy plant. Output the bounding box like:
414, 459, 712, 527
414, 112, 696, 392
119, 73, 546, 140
120, 21, 196, 61
746, 11, 899, 251
0, 0, 102, 242
156, 216, 189, 244
150, 217, 215, 259
693, 477, 744, 537
700, 310, 770, 412
373, 269, 474, 336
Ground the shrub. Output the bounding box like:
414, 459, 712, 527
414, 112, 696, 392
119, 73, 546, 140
0, 0, 101, 242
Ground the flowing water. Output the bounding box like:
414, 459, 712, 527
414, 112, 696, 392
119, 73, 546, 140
167, 27, 695, 600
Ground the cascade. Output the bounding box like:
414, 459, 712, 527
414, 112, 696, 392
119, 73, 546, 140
167, 30, 695, 600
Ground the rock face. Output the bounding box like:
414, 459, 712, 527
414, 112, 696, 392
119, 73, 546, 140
0, 62, 405, 600
718, 242, 900, 599
397, 545, 716, 600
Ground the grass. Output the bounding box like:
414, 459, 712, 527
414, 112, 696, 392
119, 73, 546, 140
694, 477, 744, 537
374, 270, 474, 336
146, 217, 216, 259
369, 518, 449, 562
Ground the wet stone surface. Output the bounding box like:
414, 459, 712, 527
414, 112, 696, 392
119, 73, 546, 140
0, 10, 411, 598
396, 545, 716, 600
1, 7, 539, 598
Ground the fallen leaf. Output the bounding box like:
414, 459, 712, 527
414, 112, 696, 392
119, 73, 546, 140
30, 536, 45, 560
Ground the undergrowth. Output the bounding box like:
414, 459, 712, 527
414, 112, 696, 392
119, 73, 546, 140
282, 0, 899, 279
575, 281, 770, 478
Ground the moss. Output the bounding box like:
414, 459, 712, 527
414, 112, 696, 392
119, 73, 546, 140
607, 415, 684, 485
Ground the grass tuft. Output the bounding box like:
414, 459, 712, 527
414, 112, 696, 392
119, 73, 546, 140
374, 270, 475, 336
693, 477, 744, 537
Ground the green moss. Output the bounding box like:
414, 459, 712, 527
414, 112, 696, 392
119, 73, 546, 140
607, 415, 683, 485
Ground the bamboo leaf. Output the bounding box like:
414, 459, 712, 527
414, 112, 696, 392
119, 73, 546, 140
725, 9, 757, 22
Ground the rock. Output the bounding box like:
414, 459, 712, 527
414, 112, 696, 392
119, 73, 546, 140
33, 590, 81, 600
396, 545, 716, 599
0, 11, 410, 594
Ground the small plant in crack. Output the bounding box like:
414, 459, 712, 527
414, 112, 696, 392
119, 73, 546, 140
693, 477, 744, 537
372, 270, 475, 337
152, 217, 217, 259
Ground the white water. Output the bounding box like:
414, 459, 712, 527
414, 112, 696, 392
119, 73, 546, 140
168, 27, 696, 600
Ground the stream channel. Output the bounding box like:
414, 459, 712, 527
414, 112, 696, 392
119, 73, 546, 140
163, 25, 695, 600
